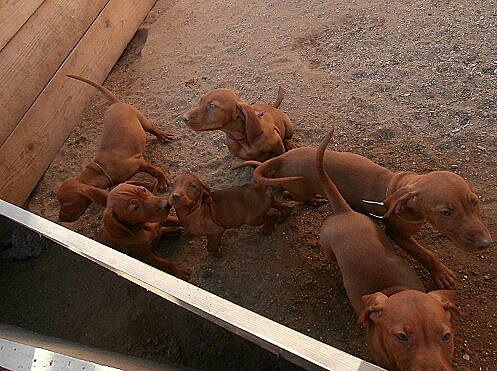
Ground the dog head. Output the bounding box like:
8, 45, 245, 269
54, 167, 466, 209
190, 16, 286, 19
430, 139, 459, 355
57, 178, 108, 222
168, 173, 212, 214
106, 183, 171, 225
182, 89, 262, 140
384, 171, 492, 251
358, 290, 457, 371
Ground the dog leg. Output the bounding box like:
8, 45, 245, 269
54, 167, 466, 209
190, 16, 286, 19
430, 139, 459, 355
138, 159, 171, 190
389, 232, 456, 289
125, 179, 158, 192
206, 233, 223, 257
137, 111, 174, 142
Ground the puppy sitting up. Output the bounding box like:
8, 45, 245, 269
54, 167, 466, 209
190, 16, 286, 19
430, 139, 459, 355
169, 174, 292, 256
97, 182, 190, 280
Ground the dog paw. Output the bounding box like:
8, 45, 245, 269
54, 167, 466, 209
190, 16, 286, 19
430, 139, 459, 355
158, 131, 175, 142
432, 264, 457, 289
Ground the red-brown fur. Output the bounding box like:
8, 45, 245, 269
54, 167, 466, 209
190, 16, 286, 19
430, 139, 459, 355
96, 182, 190, 280
169, 173, 291, 256
235, 140, 492, 289
183, 87, 295, 161
317, 129, 457, 371
57, 75, 173, 222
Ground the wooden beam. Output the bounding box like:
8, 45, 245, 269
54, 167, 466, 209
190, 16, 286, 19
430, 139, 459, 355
0, 0, 45, 51
0, 199, 384, 371
0, 0, 109, 146
0, 0, 157, 205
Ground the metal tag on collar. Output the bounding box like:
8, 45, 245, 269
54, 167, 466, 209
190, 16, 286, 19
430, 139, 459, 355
368, 212, 385, 219
362, 199, 384, 206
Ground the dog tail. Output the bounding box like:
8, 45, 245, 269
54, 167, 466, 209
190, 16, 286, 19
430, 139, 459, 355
231, 160, 262, 170
272, 86, 285, 108
316, 128, 352, 214
66, 74, 120, 104
252, 157, 303, 185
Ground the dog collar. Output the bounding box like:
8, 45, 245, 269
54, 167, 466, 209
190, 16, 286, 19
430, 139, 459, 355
92, 161, 114, 188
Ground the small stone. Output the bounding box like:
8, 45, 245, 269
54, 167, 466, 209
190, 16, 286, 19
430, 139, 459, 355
462, 354, 470, 361
476, 145, 486, 150
484, 274, 491, 280
450, 164, 458, 169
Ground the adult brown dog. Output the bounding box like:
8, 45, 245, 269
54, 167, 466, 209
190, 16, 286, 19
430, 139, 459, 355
182, 87, 294, 161
234, 141, 492, 289
97, 182, 190, 280
317, 129, 457, 370
169, 173, 292, 256
57, 75, 173, 222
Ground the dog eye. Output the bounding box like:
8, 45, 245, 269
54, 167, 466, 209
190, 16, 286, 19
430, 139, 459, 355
207, 103, 216, 110
441, 332, 451, 342
394, 332, 409, 342
439, 209, 452, 217
188, 184, 197, 190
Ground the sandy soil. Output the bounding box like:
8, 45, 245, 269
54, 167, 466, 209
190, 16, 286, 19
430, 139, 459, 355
1, 0, 496, 370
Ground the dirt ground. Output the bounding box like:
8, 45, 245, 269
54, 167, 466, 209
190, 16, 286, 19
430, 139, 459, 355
1, 0, 496, 369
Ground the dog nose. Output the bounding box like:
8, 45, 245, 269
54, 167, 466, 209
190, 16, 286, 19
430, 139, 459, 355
172, 192, 180, 200
182, 114, 190, 123
473, 236, 492, 249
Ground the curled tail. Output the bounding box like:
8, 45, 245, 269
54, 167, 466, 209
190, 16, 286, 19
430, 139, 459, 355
252, 157, 303, 185
316, 128, 352, 214
272, 86, 285, 108
66, 74, 120, 104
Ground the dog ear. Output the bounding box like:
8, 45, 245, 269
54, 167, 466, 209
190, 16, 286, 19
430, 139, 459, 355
428, 290, 461, 316
80, 187, 108, 207
236, 101, 263, 142
199, 182, 213, 204
357, 292, 388, 325
383, 185, 418, 219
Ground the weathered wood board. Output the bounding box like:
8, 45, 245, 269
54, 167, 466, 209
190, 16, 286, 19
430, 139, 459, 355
0, 0, 156, 205
0, 0, 45, 51
0, 0, 109, 146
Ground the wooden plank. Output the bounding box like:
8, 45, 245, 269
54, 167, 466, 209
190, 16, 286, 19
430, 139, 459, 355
0, 0, 109, 146
0, 0, 156, 205
0, 199, 384, 371
0, 0, 45, 51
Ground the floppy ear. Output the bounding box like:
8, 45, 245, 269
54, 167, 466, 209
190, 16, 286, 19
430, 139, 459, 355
80, 187, 108, 207
428, 290, 461, 316
357, 292, 388, 325
383, 185, 418, 219
199, 181, 213, 205
236, 101, 263, 142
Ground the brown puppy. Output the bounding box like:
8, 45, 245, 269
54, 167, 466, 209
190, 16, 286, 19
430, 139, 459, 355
183, 87, 294, 161
169, 173, 291, 256
235, 143, 492, 289
57, 75, 172, 222
97, 182, 190, 280
317, 129, 457, 371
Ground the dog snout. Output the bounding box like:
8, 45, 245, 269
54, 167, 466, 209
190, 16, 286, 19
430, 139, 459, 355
172, 192, 181, 201
182, 114, 190, 123
472, 235, 492, 249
